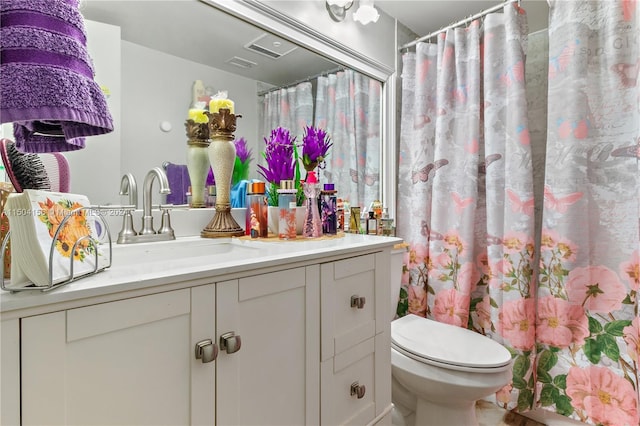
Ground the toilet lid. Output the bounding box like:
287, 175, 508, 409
391, 314, 512, 369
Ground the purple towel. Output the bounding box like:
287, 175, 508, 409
165, 163, 190, 205
0, 0, 113, 153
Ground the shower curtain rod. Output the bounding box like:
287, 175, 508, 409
258, 66, 345, 97
399, 0, 519, 51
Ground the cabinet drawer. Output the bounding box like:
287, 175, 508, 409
321, 254, 376, 359
321, 338, 376, 426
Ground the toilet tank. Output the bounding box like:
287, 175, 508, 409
390, 245, 407, 319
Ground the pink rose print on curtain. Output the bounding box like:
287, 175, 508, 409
496, 383, 514, 406
457, 262, 480, 295
395, 242, 431, 319
566, 365, 638, 426
498, 298, 536, 351
474, 295, 493, 330
408, 285, 428, 316
536, 296, 589, 349
566, 266, 627, 313
433, 288, 470, 327
428, 251, 451, 275
408, 242, 428, 269
619, 249, 640, 292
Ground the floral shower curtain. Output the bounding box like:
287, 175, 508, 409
396, 4, 537, 411
535, 1, 640, 424
315, 70, 382, 210
260, 82, 313, 143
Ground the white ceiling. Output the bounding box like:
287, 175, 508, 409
376, 0, 550, 40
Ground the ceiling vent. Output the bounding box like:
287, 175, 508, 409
245, 33, 297, 60
226, 56, 257, 69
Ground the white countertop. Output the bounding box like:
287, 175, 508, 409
0, 233, 401, 315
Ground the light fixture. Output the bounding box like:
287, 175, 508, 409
353, 0, 379, 25
325, 0, 354, 22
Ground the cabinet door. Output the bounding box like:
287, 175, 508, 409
216, 266, 320, 426
21, 287, 216, 426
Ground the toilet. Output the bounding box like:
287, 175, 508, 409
389, 248, 513, 426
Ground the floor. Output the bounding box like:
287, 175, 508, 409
476, 400, 546, 426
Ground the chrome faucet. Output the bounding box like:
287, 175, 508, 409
141, 167, 171, 235
115, 168, 180, 244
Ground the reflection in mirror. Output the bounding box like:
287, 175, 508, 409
58, 1, 382, 211
261, 71, 381, 209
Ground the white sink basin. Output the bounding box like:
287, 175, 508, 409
110, 237, 261, 267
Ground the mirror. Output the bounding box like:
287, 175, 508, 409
0, 0, 391, 220
59, 0, 389, 210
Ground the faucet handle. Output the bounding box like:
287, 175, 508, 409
117, 209, 138, 244
158, 205, 176, 239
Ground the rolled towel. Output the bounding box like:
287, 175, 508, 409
0, 0, 113, 153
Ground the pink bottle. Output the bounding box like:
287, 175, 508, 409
302, 171, 322, 238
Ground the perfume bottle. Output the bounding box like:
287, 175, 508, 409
366, 211, 378, 235
320, 183, 337, 235
336, 198, 344, 231
302, 171, 322, 238
350, 206, 360, 234
246, 182, 267, 238
343, 200, 351, 232
381, 207, 394, 236
277, 180, 297, 240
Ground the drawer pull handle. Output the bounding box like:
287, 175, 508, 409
195, 339, 218, 363
220, 331, 242, 354
350, 382, 366, 399
350, 295, 366, 309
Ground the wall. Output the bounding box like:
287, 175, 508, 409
74, 20, 260, 206
65, 20, 122, 205
119, 41, 260, 207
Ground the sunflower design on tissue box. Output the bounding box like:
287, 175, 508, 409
4, 190, 109, 289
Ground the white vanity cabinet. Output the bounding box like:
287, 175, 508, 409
1, 235, 398, 426
19, 267, 318, 426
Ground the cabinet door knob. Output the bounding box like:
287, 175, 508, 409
195, 339, 218, 363
350, 295, 366, 309
350, 382, 366, 399
220, 331, 242, 354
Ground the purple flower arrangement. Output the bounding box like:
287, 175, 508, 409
232, 137, 253, 185
302, 126, 332, 172
257, 127, 301, 206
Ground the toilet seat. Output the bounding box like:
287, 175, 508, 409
391, 314, 512, 373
